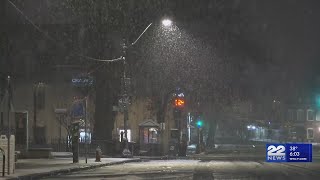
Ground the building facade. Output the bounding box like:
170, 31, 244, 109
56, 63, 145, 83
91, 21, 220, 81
113, 96, 177, 155
286, 102, 320, 143
6, 69, 95, 148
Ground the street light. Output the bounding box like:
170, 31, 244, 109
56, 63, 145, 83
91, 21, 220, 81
247, 125, 256, 130
162, 19, 172, 27
130, 18, 173, 47
121, 18, 174, 157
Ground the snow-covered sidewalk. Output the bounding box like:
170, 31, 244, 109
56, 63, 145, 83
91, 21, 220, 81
4, 157, 140, 180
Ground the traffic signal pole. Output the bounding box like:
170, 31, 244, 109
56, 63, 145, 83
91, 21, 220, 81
7, 76, 11, 174
173, 93, 186, 156
196, 120, 203, 154
196, 127, 200, 154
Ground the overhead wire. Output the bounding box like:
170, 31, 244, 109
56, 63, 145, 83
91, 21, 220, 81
7, 0, 124, 64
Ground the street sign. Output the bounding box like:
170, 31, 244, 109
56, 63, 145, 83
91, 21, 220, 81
118, 97, 130, 104
54, 108, 67, 114
118, 96, 131, 111
71, 76, 94, 87
71, 100, 85, 118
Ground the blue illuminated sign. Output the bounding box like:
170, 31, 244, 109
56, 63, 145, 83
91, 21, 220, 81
72, 76, 94, 87
266, 144, 312, 162
71, 100, 85, 118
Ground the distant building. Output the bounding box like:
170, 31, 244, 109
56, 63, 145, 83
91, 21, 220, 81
286, 99, 320, 143
9, 68, 95, 148
1, 1, 96, 150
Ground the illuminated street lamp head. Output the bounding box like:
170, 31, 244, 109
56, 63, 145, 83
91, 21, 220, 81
162, 19, 172, 27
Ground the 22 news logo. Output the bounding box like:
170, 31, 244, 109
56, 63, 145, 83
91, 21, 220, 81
266, 144, 286, 162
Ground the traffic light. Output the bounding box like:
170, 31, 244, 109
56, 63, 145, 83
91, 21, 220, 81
174, 98, 185, 108
196, 120, 203, 128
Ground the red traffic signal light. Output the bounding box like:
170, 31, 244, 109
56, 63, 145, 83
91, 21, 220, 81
174, 98, 185, 108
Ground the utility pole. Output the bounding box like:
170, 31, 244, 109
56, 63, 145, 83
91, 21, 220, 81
59, 115, 61, 151
33, 84, 37, 143
7, 76, 11, 175
187, 112, 191, 145
196, 119, 203, 154
173, 90, 186, 156
84, 97, 88, 163
121, 40, 131, 157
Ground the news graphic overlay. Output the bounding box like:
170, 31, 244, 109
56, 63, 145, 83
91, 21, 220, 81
266, 144, 286, 162
286, 144, 312, 162
266, 144, 312, 162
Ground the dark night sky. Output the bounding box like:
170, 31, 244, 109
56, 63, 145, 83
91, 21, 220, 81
255, 0, 320, 96
2, 0, 320, 100
242, 0, 320, 76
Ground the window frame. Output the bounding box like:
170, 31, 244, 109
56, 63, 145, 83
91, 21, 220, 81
307, 109, 314, 121
297, 109, 304, 122
307, 128, 314, 139
287, 109, 294, 122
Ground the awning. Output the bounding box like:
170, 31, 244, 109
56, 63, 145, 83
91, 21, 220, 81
138, 119, 159, 127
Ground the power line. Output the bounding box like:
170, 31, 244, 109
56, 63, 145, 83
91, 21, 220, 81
79, 55, 124, 62
87, 62, 108, 75
7, 0, 124, 63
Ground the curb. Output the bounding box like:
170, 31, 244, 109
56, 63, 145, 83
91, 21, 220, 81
137, 155, 264, 161
136, 156, 189, 161
7, 159, 141, 180
190, 156, 265, 161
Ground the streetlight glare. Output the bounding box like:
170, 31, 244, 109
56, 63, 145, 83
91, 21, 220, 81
162, 19, 172, 27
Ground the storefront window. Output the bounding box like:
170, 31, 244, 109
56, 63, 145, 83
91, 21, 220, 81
119, 129, 131, 142
141, 127, 159, 144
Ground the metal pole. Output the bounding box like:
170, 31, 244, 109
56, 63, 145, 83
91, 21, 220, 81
121, 41, 131, 157
84, 97, 87, 164
196, 127, 200, 154
2, 154, 5, 177
33, 84, 37, 143
59, 115, 62, 152
123, 55, 127, 143
7, 76, 10, 175
123, 66, 128, 149
188, 113, 191, 145
26, 111, 29, 151
124, 105, 128, 148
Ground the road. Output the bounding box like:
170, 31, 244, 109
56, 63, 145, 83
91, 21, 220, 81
46, 160, 320, 180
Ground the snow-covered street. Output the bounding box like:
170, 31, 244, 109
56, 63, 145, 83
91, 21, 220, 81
46, 160, 320, 179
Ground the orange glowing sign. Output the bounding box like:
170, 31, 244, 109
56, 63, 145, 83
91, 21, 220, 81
174, 98, 185, 107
